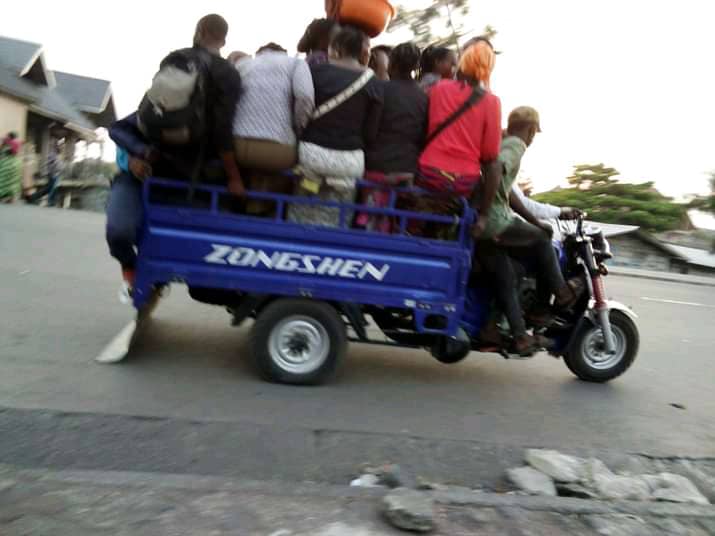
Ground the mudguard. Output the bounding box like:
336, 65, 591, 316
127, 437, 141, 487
559, 300, 638, 357
588, 300, 638, 323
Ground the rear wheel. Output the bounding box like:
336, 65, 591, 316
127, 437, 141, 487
251, 299, 347, 385
564, 309, 639, 383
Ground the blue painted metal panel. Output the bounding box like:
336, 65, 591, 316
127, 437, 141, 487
133, 178, 479, 336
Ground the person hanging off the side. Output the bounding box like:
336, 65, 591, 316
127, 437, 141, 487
105, 14, 244, 300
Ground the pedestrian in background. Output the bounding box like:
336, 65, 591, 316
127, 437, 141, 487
0, 132, 23, 203
26, 140, 64, 206
45, 141, 63, 206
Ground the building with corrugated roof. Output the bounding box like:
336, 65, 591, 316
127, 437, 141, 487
0, 35, 115, 168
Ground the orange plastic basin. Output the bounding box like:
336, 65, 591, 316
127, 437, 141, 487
333, 0, 395, 38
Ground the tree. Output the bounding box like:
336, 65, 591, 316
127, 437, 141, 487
481, 24, 498, 41
686, 170, 715, 213
517, 175, 534, 197
534, 164, 687, 232
567, 163, 620, 190
388, 0, 471, 49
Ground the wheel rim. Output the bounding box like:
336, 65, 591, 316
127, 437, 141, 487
580, 323, 627, 370
268, 315, 330, 375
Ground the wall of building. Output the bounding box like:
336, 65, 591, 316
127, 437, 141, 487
0, 94, 28, 141
608, 234, 674, 272
686, 264, 715, 278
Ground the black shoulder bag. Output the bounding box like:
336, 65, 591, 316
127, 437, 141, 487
424, 86, 486, 148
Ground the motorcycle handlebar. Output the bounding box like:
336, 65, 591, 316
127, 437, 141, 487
576, 214, 584, 237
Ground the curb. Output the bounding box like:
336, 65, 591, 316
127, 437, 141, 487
608, 268, 715, 288
3, 465, 714, 520
432, 488, 715, 519
0, 464, 387, 500
2, 407, 714, 492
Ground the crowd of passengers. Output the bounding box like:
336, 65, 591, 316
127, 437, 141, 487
107, 13, 586, 356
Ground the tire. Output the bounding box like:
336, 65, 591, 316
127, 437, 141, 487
433, 351, 471, 364
431, 333, 472, 364
251, 299, 347, 385
564, 309, 639, 383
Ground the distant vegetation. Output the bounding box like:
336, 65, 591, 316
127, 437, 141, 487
687, 171, 715, 214
533, 163, 687, 232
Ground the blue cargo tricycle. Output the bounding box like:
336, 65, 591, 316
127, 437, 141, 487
104, 177, 639, 385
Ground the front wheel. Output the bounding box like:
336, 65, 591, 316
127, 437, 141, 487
564, 309, 639, 383
251, 299, 347, 385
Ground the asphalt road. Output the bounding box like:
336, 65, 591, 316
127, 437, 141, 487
1, 205, 714, 485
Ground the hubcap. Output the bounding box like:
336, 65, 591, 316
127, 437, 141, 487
581, 324, 627, 370
269, 316, 329, 374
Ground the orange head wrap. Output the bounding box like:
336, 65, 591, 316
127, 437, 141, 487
458, 40, 496, 89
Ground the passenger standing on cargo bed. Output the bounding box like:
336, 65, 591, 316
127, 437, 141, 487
410, 39, 501, 240
357, 42, 427, 233
288, 25, 384, 228
418, 45, 457, 94
233, 42, 315, 216
298, 18, 340, 68
368, 45, 393, 81
227, 50, 250, 66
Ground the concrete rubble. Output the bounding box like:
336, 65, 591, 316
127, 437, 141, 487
525, 449, 584, 483
506, 466, 557, 497
647, 473, 711, 506
556, 482, 601, 500
3, 464, 715, 535
507, 449, 710, 506
382, 488, 435, 533
593, 472, 652, 501
358, 463, 416, 489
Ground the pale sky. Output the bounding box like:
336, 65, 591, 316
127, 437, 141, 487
3, 0, 714, 198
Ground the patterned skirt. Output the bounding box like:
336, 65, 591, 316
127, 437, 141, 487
0, 155, 22, 201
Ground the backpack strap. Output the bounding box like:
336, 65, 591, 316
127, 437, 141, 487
312, 68, 375, 121
186, 48, 213, 202
424, 86, 486, 148
186, 143, 207, 202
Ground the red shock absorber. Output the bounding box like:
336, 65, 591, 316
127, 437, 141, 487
592, 275, 607, 309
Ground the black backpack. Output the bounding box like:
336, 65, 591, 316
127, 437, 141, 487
138, 48, 211, 146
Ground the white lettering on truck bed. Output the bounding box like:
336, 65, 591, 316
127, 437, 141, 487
204, 244, 391, 282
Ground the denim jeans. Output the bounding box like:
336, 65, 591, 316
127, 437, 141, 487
105, 173, 143, 269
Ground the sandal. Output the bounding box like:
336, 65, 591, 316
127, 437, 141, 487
533, 334, 556, 351
513, 334, 541, 358
478, 320, 503, 346
525, 308, 555, 328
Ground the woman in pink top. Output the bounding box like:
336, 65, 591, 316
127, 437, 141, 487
412, 39, 501, 238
